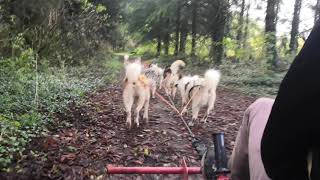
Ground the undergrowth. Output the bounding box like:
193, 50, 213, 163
146, 55, 286, 98
0, 49, 122, 169
219, 61, 285, 97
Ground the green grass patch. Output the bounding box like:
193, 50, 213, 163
0, 51, 122, 169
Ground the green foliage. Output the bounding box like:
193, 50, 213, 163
219, 60, 285, 97
0, 52, 122, 169
0, 0, 310, 170
0, 0, 123, 64
103, 57, 123, 82
131, 41, 158, 57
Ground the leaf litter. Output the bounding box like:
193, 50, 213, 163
1, 84, 254, 180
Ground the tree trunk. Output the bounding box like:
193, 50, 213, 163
289, 0, 302, 55
224, 0, 233, 38
174, 0, 181, 56
315, 0, 320, 24
164, 18, 170, 55
210, 0, 229, 65
191, 0, 198, 57
157, 34, 162, 56
179, 26, 187, 54
210, 30, 225, 65
243, 3, 250, 48
265, 0, 279, 67
156, 15, 163, 56
236, 0, 246, 47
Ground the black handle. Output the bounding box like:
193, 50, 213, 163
213, 133, 230, 174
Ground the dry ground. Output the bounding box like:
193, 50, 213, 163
1, 83, 254, 180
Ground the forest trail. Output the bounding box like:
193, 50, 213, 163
1, 83, 254, 180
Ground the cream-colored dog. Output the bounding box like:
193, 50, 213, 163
162, 60, 186, 98
182, 69, 220, 125
123, 56, 150, 129
176, 75, 203, 106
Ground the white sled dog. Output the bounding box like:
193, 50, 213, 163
143, 64, 164, 98
163, 60, 186, 98
186, 69, 220, 125
122, 56, 150, 129
176, 75, 203, 106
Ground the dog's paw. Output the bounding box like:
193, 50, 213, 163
181, 108, 187, 115
135, 120, 140, 127
188, 121, 195, 127
143, 118, 149, 126
126, 121, 132, 130
200, 118, 206, 123
200, 114, 209, 123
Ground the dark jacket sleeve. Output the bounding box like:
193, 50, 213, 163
261, 21, 320, 180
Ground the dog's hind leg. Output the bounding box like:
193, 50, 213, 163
201, 93, 216, 123
123, 90, 134, 129
172, 86, 177, 100
159, 77, 163, 90
192, 105, 200, 121
164, 85, 170, 96
135, 95, 146, 127
164, 78, 171, 96
151, 83, 156, 98
190, 104, 200, 127
143, 93, 150, 124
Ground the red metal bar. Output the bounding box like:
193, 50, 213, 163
106, 165, 201, 175
217, 175, 230, 180
181, 157, 188, 180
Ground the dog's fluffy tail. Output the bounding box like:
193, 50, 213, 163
204, 69, 221, 91
170, 60, 186, 74
124, 55, 129, 62
125, 63, 142, 83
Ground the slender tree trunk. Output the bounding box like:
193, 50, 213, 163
174, 0, 181, 56
156, 22, 162, 56
265, 0, 279, 67
236, 0, 246, 47
191, 0, 198, 57
179, 8, 189, 54
243, 3, 250, 48
157, 34, 162, 56
179, 29, 187, 54
289, 0, 302, 55
224, 0, 233, 38
315, 0, 320, 24
210, 31, 225, 65
164, 18, 170, 55
275, 0, 280, 24
157, 15, 163, 56
210, 0, 229, 65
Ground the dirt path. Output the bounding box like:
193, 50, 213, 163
1, 84, 254, 180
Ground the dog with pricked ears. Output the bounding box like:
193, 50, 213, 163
183, 69, 220, 126
122, 55, 150, 129
161, 65, 171, 91
170, 73, 183, 99
176, 75, 192, 105
162, 60, 186, 98
175, 75, 203, 116
175, 75, 201, 106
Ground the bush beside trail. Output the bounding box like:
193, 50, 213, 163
0, 51, 122, 169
